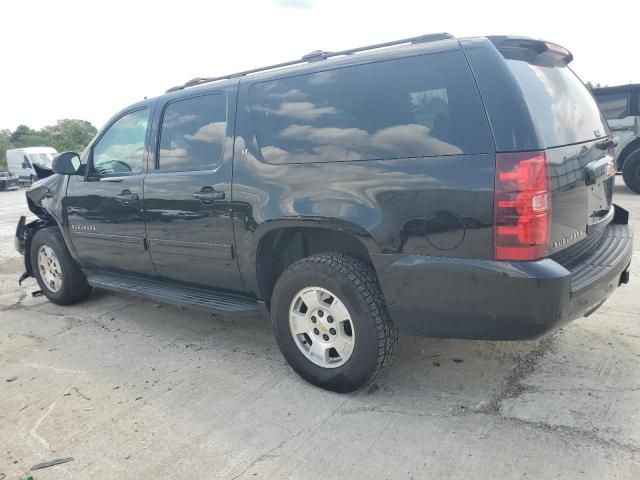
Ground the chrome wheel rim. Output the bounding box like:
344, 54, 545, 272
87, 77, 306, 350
289, 286, 355, 368
37, 245, 63, 293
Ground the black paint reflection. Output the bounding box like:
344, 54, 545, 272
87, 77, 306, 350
249, 51, 493, 164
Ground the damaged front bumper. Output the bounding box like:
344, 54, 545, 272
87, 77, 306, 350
15, 215, 48, 284
15, 216, 26, 254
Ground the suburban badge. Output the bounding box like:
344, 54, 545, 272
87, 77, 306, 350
71, 224, 96, 232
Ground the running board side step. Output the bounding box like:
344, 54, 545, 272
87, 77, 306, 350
86, 272, 259, 315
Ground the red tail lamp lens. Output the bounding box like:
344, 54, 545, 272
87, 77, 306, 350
494, 151, 551, 261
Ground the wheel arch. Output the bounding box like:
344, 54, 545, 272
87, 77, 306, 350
253, 221, 379, 306
21, 219, 61, 282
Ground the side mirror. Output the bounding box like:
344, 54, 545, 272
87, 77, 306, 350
52, 152, 82, 175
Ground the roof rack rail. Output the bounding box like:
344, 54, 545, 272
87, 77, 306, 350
165, 32, 454, 93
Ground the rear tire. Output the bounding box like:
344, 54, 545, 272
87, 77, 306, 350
622, 148, 640, 194
271, 253, 398, 393
30, 227, 91, 305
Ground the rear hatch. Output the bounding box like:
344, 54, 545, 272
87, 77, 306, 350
491, 37, 615, 260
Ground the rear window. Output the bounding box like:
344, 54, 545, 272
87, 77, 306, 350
593, 92, 629, 120
249, 51, 493, 164
506, 60, 608, 147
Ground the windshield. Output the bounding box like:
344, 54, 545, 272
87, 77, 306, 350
27, 152, 56, 168
505, 60, 608, 147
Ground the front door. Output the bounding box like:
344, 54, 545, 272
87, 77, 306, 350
143, 89, 243, 291
66, 106, 156, 276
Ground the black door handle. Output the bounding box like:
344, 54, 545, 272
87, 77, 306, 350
595, 138, 617, 150
115, 190, 139, 205
193, 187, 225, 202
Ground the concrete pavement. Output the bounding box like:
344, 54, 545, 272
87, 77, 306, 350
1, 179, 639, 479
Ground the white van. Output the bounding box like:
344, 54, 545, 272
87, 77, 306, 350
6, 147, 58, 184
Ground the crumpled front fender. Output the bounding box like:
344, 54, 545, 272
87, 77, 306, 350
18, 174, 68, 284
26, 174, 64, 222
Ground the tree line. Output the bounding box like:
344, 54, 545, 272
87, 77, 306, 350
0, 119, 97, 171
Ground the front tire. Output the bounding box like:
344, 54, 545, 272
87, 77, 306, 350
622, 148, 640, 194
30, 227, 91, 305
271, 253, 398, 392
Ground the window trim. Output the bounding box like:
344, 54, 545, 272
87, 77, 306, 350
154, 91, 228, 173
88, 107, 151, 179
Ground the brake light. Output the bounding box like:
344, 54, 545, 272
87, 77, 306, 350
494, 151, 551, 261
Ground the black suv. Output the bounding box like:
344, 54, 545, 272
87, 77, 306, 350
16, 34, 633, 392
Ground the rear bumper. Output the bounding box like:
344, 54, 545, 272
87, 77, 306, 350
372, 206, 633, 340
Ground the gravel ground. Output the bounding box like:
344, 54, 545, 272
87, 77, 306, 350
1, 178, 639, 479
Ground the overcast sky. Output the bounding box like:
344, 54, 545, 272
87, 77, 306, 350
0, 0, 637, 131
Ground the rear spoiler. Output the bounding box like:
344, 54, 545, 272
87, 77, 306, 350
488, 36, 573, 66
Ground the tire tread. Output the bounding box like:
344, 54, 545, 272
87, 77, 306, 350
30, 226, 91, 305
273, 253, 398, 389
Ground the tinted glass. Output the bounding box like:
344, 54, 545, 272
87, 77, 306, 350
93, 108, 149, 175
593, 92, 629, 120
505, 60, 608, 147
250, 51, 493, 164
158, 94, 227, 172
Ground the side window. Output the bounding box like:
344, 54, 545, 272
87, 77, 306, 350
158, 94, 227, 172
595, 92, 629, 120
249, 50, 493, 164
93, 108, 149, 176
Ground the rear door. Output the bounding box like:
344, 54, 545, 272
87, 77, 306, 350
143, 86, 243, 291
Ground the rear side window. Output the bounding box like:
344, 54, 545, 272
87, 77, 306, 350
594, 92, 629, 120
158, 93, 227, 172
505, 60, 608, 147
249, 51, 493, 164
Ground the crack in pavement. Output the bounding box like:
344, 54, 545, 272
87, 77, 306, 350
0, 290, 28, 311
332, 399, 640, 458
229, 394, 356, 479
480, 335, 556, 415
493, 414, 640, 458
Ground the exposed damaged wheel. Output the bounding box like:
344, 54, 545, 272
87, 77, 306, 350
30, 227, 91, 305
271, 253, 398, 393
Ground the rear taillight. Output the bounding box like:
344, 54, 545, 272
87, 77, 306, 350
494, 151, 551, 261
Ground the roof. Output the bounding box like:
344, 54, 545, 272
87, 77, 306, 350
164, 32, 458, 94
